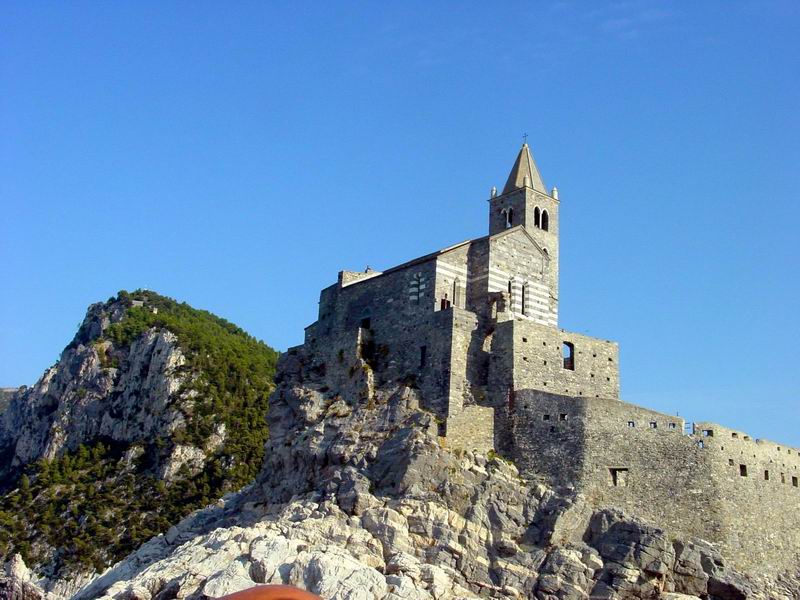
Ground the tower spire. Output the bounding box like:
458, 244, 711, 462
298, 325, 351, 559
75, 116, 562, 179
502, 143, 546, 195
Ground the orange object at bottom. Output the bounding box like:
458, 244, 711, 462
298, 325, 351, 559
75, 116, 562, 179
218, 584, 322, 600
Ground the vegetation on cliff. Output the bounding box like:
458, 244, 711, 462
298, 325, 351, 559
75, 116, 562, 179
0, 290, 278, 576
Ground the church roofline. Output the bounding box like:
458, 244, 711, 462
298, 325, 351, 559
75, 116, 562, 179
489, 225, 551, 260
335, 236, 488, 290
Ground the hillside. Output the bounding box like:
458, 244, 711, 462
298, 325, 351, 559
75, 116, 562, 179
0, 291, 278, 579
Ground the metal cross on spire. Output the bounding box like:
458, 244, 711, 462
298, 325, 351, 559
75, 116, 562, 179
522, 132, 528, 145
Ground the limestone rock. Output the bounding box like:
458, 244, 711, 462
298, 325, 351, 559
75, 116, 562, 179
29, 335, 800, 600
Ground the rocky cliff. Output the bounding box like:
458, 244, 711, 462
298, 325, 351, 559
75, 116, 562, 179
0, 291, 278, 580
20, 347, 795, 600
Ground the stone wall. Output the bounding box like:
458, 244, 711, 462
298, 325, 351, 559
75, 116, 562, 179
305, 258, 455, 414
508, 390, 800, 575
488, 227, 557, 327
445, 405, 494, 453
687, 422, 800, 573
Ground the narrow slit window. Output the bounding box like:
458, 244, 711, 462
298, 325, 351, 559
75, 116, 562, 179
740, 464, 748, 477
419, 345, 427, 368
521, 283, 527, 315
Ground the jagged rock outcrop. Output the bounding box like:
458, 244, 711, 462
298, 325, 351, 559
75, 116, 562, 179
0, 300, 189, 485
53, 349, 799, 600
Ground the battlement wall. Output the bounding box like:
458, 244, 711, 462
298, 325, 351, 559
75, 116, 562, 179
509, 390, 800, 573
686, 422, 800, 571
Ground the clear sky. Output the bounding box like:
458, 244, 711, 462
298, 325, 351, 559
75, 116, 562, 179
2, 2, 799, 445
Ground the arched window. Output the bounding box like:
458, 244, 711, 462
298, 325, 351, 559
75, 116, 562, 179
506, 207, 513, 229
534, 206, 541, 228
541, 210, 549, 231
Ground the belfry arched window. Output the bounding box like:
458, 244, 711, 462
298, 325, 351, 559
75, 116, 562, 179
506, 207, 513, 228
534, 207, 541, 228
541, 210, 549, 231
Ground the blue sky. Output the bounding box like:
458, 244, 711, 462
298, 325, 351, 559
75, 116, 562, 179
2, 1, 799, 444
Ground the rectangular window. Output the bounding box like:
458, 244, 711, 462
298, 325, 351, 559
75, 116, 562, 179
703, 429, 714, 437
649, 421, 657, 429
419, 345, 427, 368
559, 413, 567, 421
764, 470, 770, 481
542, 414, 551, 421
793, 476, 798, 488
627, 421, 635, 428
669, 422, 677, 429
740, 464, 748, 477
562, 342, 575, 370
609, 468, 629, 487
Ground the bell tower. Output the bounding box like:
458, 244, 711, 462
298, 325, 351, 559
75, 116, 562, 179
489, 142, 561, 315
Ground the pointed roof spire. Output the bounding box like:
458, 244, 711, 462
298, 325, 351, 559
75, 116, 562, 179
502, 143, 546, 195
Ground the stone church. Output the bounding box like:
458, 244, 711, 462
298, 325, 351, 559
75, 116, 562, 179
299, 143, 799, 574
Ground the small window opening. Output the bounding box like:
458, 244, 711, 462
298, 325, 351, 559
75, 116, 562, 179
764, 470, 770, 481
697, 440, 705, 449
781, 473, 786, 484
627, 421, 635, 428
508, 280, 512, 294
419, 345, 427, 368
522, 337, 527, 342
669, 423, 677, 429
728, 459, 735, 466
542, 414, 551, 421
732, 432, 739, 438
534, 206, 541, 228
649, 421, 657, 429
740, 464, 748, 477
440, 294, 451, 310
521, 284, 527, 315
609, 468, 629, 487
549, 425, 556, 433
562, 341, 575, 370
793, 476, 798, 487
541, 210, 550, 231
360, 317, 371, 329
559, 413, 567, 421
703, 429, 714, 437
503, 207, 513, 229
